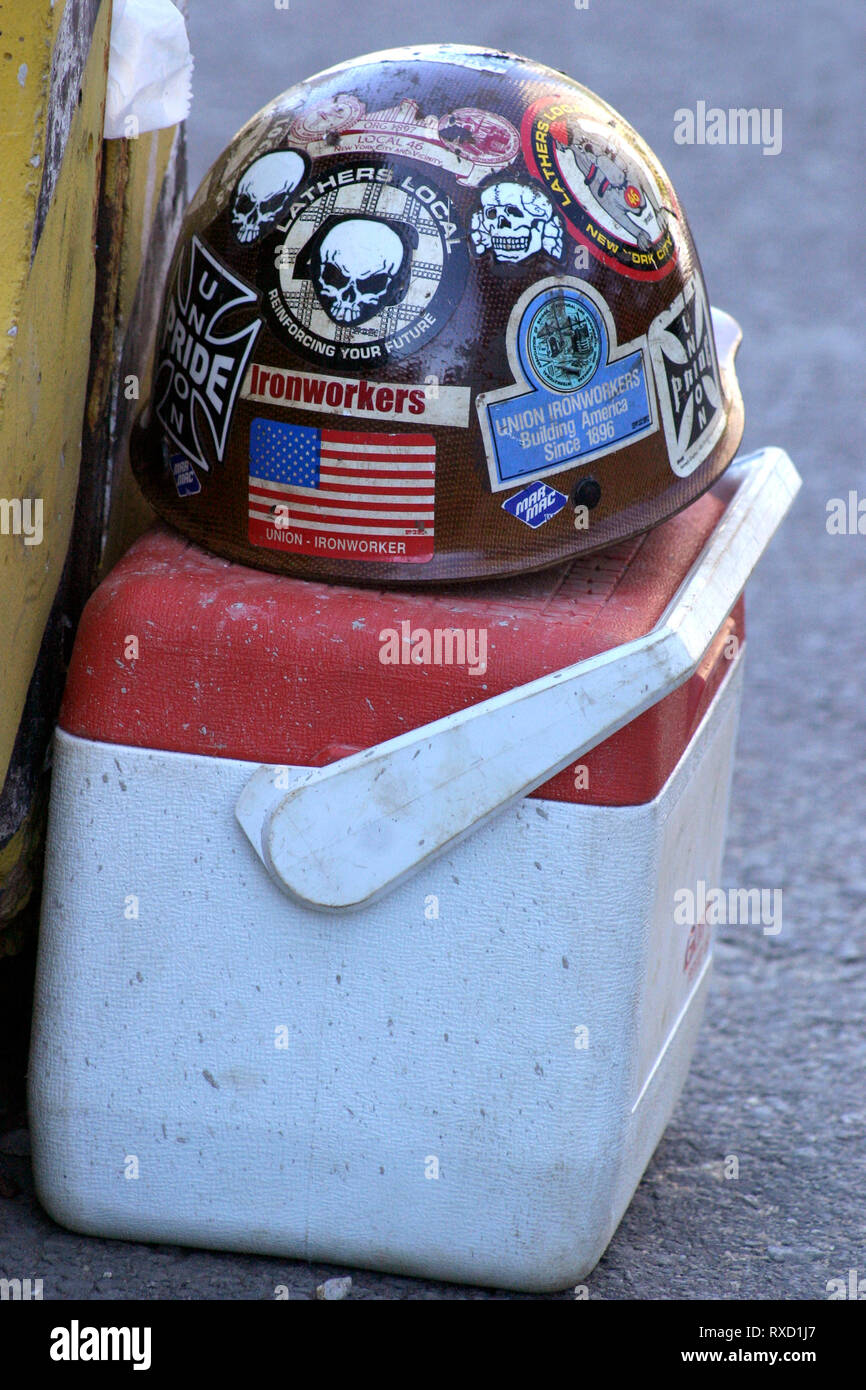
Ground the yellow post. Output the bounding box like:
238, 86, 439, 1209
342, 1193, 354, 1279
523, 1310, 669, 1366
0, 0, 187, 953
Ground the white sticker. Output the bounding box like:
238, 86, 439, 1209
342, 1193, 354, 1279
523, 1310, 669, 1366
649, 276, 725, 477
242, 363, 470, 427
476, 276, 657, 493
288, 95, 519, 187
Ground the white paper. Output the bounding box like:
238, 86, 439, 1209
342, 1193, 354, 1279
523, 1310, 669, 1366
104, 0, 193, 139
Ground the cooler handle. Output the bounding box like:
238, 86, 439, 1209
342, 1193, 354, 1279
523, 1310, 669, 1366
236, 447, 800, 912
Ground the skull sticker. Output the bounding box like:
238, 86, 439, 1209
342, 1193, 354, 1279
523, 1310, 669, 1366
231, 151, 307, 244
263, 160, 469, 371
470, 182, 563, 263
312, 218, 410, 325
294, 212, 419, 328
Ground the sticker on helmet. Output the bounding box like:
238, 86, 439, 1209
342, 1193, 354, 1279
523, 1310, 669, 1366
241, 362, 471, 427
522, 97, 676, 280
502, 481, 567, 528
287, 95, 519, 186
262, 161, 468, 371
387, 44, 521, 76
469, 180, 563, 264
476, 277, 656, 492
231, 150, 309, 245
302, 215, 417, 328
247, 419, 435, 562
154, 235, 261, 476
648, 276, 724, 477
162, 441, 201, 497
438, 108, 520, 170
527, 294, 601, 390
289, 93, 366, 143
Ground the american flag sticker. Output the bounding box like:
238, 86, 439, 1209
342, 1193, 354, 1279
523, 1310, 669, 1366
248, 419, 436, 563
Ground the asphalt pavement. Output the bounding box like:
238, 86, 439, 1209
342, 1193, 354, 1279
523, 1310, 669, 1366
0, 0, 863, 1300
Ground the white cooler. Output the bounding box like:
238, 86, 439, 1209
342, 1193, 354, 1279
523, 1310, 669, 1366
28, 448, 798, 1292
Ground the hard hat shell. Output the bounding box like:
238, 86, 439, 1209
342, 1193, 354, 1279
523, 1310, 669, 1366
130, 43, 744, 584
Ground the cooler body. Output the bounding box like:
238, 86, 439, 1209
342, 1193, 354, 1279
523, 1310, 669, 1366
29, 494, 745, 1292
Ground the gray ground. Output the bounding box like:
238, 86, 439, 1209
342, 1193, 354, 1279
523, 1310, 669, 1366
1, 0, 863, 1299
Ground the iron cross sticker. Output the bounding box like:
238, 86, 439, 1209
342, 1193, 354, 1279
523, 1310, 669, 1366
154, 235, 261, 474
649, 276, 725, 477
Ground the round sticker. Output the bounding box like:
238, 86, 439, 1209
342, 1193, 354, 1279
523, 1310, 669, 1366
289, 93, 366, 143
521, 97, 677, 280
261, 160, 469, 371
527, 294, 601, 391
436, 108, 520, 165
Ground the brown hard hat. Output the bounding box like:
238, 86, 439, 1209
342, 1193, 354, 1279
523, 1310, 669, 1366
130, 43, 744, 585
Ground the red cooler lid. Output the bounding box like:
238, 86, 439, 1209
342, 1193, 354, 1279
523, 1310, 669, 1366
60, 491, 743, 806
